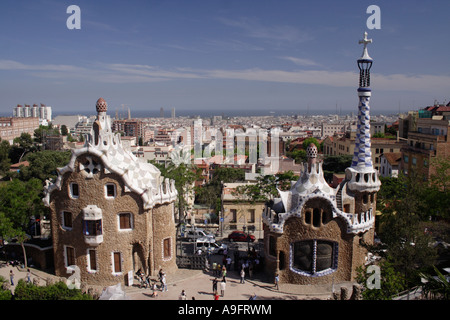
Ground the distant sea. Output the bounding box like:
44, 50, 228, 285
0, 108, 397, 118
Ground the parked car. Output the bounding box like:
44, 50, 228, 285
227, 231, 255, 242
195, 237, 227, 254
185, 228, 215, 242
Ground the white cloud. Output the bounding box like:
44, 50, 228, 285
1, 59, 449, 94
217, 17, 313, 44
280, 56, 320, 67
0, 59, 83, 72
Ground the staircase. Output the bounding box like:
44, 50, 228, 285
335, 182, 344, 211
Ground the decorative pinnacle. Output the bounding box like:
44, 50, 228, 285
357, 32, 373, 88
359, 32, 373, 60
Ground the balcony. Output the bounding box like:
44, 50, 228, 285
82, 205, 103, 246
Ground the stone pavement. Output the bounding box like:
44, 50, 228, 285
123, 267, 355, 300
0, 259, 356, 300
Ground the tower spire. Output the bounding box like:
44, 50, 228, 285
351, 32, 375, 171
346, 32, 380, 193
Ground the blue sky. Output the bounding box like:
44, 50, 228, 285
0, 0, 449, 116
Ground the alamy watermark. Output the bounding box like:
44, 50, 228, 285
66, 5, 81, 30
366, 265, 381, 289
66, 265, 81, 289
170, 121, 281, 172
366, 5, 381, 30
65, 4, 380, 32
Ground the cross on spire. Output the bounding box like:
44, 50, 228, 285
359, 32, 372, 47
359, 32, 372, 60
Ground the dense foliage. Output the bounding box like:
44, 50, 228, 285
13, 279, 92, 300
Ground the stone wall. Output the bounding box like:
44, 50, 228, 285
150, 202, 178, 276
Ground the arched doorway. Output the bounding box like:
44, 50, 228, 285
132, 243, 146, 274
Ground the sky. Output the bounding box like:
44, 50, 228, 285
0, 0, 449, 117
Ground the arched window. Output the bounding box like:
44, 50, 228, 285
363, 194, 369, 204
313, 208, 321, 227
304, 210, 311, 224
291, 240, 337, 276
304, 207, 331, 228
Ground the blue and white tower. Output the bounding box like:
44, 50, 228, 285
346, 32, 380, 193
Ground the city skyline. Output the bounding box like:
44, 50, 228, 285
0, 0, 449, 116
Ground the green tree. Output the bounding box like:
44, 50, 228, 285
195, 167, 245, 213
286, 149, 307, 164
16, 150, 71, 182
419, 266, 450, 300
151, 161, 201, 222
0, 178, 48, 268
376, 175, 407, 214
14, 279, 93, 300
0, 139, 11, 175
33, 125, 60, 149
0, 276, 12, 300
10, 132, 35, 163
211, 167, 245, 183
236, 171, 298, 204
424, 156, 450, 219
322, 154, 352, 182
378, 171, 437, 289
60, 125, 69, 136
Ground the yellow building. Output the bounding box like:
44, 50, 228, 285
221, 182, 265, 239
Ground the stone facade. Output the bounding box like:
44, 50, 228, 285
43, 98, 178, 287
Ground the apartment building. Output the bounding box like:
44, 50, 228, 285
112, 119, 145, 141
400, 115, 449, 179
0, 117, 40, 144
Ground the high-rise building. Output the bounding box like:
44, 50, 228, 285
13, 103, 52, 125
171, 107, 175, 119
160, 107, 164, 118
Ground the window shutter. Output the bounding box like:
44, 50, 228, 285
163, 238, 171, 258
114, 252, 121, 273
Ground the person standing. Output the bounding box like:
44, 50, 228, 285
161, 273, 168, 292
274, 273, 279, 290
240, 268, 245, 284
26, 269, 31, 283
179, 290, 187, 300
220, 280, 226, 297
9, 270, 14, 286
226, 256, 232, 270
158, 269, 164, 289
221, 266, 227, 282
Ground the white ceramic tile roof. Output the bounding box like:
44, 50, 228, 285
43, 105, 177, 210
